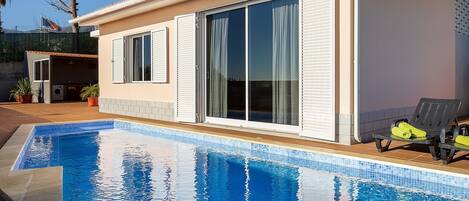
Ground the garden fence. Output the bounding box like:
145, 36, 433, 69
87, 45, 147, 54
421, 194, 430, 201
0, 32, 97, 62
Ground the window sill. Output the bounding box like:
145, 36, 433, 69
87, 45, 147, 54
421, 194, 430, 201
112, 81, 168, 84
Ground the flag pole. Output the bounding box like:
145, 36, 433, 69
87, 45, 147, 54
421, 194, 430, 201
41, 16, 44, 33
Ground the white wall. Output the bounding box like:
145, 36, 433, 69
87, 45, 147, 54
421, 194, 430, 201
359, 0, 455, 113
358, 0, 458, 141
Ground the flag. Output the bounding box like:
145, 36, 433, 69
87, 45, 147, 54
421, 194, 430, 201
42, 17, 61, 31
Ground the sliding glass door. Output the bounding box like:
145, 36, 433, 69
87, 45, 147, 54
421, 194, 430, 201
207, 8, 246, 120
206, 0, 299, 127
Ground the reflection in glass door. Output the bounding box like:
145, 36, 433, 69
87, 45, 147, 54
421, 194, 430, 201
248, 0, 299, 126
206, 8, 246, 120
206, 0, 299, 127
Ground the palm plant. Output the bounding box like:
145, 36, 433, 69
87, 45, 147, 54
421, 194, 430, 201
9, 78, 32, 101
10, 78, 33, 101
80, 84, 99, 100
9, 86, 19, 100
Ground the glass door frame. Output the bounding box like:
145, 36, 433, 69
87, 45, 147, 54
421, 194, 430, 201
200, 0, 302, 134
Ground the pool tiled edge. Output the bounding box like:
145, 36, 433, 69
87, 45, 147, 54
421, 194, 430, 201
0, 124, 62, 201
4, 119, 469, 200
112, 120, 469, 199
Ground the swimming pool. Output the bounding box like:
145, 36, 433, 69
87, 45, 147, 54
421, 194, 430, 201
14, 120, 469, 201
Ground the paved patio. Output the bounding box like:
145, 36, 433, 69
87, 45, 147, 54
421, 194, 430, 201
0, 102, 468, 175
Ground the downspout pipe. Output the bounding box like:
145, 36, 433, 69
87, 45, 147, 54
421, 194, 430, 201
353, 0, 362, 143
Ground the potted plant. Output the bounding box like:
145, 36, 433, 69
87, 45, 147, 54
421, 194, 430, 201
9, 78, 33, 103
80, 84, 99, 107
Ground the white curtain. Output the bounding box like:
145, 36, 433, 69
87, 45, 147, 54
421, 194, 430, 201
272, 0, 299, 125
208, 13, 229, 118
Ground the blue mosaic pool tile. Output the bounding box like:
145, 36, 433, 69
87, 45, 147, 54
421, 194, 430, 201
115, 120, 469, 198
34, 121, 114, 136
19, 120, 469, 200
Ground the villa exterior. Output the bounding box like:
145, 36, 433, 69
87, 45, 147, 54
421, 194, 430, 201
71, 0, 469, 145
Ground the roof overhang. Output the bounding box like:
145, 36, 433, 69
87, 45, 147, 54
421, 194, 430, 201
26, 51, 98, 59
69, 0, 187, 26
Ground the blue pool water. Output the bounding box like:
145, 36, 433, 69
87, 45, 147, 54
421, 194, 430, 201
17, 121, 469, 201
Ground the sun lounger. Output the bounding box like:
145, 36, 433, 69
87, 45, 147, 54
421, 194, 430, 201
373, 98, 461, 160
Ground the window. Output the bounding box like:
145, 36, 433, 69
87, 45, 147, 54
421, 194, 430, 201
41, 60, 50, 80
33, 59, 50, 81
34, 61, 41, 81
206, 0, 299, 126
121, 30, 167, 83
130, 33, 152, 82
112, 28, 167, 84
248, 0, 299, 125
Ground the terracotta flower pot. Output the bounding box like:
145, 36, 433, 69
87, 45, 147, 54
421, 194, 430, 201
20, 94, 32, 104
15, 95, 21, 103
87, 97, 99, 107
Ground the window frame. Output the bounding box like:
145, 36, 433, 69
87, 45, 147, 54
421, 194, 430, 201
128, 32, 153, 83
202, 0, 301, 133
33, 58, 50, 82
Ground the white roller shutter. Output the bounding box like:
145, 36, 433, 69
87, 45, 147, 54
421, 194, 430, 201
174, 13, 197, 123
152, 27, 168, 83
300, 0, 336, 140
112, 38, 124, 83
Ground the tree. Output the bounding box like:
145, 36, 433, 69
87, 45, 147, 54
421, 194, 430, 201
0, 11, 3, 34
1, 0, 9, 34
47, 0, 79, 52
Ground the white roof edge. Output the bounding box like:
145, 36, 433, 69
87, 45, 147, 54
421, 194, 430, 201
69, 0, 184, 25
69, 0, 146, 24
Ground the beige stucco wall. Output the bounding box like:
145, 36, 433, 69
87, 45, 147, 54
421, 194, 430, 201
88, 0, 461, 142
98, 0, 243, 103
338, 0, 354, 115
359, 0, 456, 113
97, 0, 355, 143
98, 0, 353, 110
99, 21, 175, 102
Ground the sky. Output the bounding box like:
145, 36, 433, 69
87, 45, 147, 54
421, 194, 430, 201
0, 0, 120, 31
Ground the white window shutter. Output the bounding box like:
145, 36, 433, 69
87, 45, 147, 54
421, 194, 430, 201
152, 27, 168, 83
300, 0, 336, 140
112, 38, 124, 83
174, 13, 197, 123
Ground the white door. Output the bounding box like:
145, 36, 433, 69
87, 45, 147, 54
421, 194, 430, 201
300, 0, 336, 141
174, 13, 197, 123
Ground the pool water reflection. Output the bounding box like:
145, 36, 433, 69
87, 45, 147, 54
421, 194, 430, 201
19, 129, 458, 201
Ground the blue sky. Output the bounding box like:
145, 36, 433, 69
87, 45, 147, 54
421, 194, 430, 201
0, 0, 120, 30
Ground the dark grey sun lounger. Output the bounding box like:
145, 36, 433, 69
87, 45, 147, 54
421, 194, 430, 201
440, 124, 469, 164
373, 98, 461, 160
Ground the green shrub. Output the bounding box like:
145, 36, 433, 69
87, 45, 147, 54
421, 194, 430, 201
80, 84, 99, 100
9, 78, 32, 100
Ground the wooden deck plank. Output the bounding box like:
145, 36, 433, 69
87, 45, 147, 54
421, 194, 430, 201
0, 102, 468, 174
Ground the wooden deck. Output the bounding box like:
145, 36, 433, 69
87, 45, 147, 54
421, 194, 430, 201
0, 102, 468, 174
